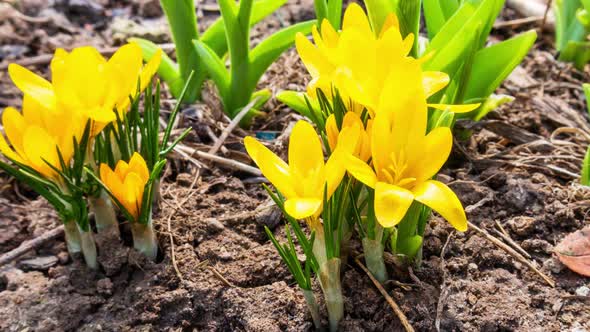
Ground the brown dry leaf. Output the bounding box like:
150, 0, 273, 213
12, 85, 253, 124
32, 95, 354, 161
554, 225, 590, 277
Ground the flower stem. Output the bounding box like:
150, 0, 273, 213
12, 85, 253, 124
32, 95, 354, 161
64, 220, 81, 255
302, 289, 322, 331
318, 258, 343, 332
78, 225, 98, 269
130, 217, 158, 261
89, 190, 119, 236
362, 237, 388, 283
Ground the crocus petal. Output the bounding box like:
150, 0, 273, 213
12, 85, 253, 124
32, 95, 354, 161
139, 48, 162, 92
374, 182, 414, 228
379, 13, 400, 38
284, 197, 322, 220
100, 163, 113, 184
288, 121, 324, 180
422, 71, 449, 98
22, 125, 58, 177
296, 33, 333, 79
86, 106, 117, 124
428, 103, 481, 114
320, 19, 339, 47
324, 149, 346, 198
123, 172, 145, 219
413, 180, 467, 232
114, 159, 130, 180
128, 152, 150, 183
343, 153, 377, 188
8, 64, 56, 111
342, 3, 372, 37
244, 136, 296, 198
2, 107, 27, 157
410, 127, 453, 182
0, 133, 23, 163
325, 114, 339, 152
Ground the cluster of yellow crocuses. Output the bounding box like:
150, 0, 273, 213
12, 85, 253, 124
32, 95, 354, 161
0, 43, 161, 266
247, 3, 472, 232
245, 5, 477, 330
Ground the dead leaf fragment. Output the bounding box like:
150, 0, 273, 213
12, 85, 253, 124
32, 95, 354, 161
554, 226, 590, 277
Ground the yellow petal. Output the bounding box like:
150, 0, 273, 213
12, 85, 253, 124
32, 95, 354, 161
320, 19, 339, 47
0, 133, 24, 163
22, 125, 58, 177
2, 107, 27, 157
128, 152, 150, 183
324, 149, 346, 198
379, 13, 399, 38
107, 43, 143, 107
284, 197, 322, 220
86, 106, 117, 124
123, 172, 145, 219
413, 180, 467, 232
139, 48, 162, 92
295, 33, 333, 79
342, 153, 377, 188
325, 114, 339, 152
342, 3, 372, 36
401, 33, 414, 56
114, 159, 130, 180
410, 127, 453, 182
422, 71, 449, 98
428, 103, 481, 113
374, 182, 414, 228
8, 64, 56, 110
244, 136, 296, 198
288, 120, 324, 182
100, 163, 113, 185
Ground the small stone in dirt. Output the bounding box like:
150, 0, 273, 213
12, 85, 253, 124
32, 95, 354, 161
521, 239, 553, 254
467, 263, 479, 274
132, 0, 163, 17
66, 0, 105, 24
507, 216, 536, 236
57, 251, 70, 264
206, 218, 225, 233
97, 278, 113, 296
18, 256, 59, 271
575, 286, 589, 297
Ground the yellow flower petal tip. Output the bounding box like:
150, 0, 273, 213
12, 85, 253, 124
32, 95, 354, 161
100, 153, 149, 220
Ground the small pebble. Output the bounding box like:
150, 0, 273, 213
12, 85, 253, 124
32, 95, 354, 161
206, 218, 225, 233
97, 278, 113, 296
57, 251, 70, 265
467, 263, 478, 273
575, 286, 589, 297
18, 256, 58, 271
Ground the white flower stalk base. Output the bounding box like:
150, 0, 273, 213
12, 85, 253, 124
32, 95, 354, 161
89, 190, 119, 236
131, 218, 158, 261
302, 289, 322, 330
319, 258, 344, 332
78, 226, 98, 269
64, 220, 82, 255
362, 238, 388, 284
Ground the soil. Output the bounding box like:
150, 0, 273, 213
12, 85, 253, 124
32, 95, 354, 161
0, 1, 589, 331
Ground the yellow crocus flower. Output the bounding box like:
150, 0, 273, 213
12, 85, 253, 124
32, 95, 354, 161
342, 62, 467, 231
244, 120, 347, 220
325, 112, 371, 162
0, 96, 84, 179
8, 43, 161, 136
296, 3, 478, 116
100, 153, 150, 220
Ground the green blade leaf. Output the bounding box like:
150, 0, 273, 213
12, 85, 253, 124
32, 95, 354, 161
364, 0, 395, 34
584, 83, 590, 113
276, 91, 319, 118
582, 144, 590, 186
423, 0, 459, 38
463, 30, 537, 102
192, 40, 231, 100
160, 0, 203, 102
201, 0, 288, 56
248, 20, 315, 91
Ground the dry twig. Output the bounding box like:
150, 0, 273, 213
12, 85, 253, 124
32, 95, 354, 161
354, 257, 415, 332
208, 97, 259, 155
0, 225, 64, 267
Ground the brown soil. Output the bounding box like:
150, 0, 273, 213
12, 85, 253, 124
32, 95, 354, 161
0, 1, 589, 331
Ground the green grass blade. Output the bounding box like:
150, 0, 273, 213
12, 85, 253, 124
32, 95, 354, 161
192, 40, 231, 101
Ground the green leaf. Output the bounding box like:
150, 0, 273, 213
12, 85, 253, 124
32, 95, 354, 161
326, 0, 343, 29
394, 0, 422, 56
160, 0, 203, 102
276, 91, 318, 118
558, 40, 590, 70
463, 30, 537, 102
129, 37, 185, 97
365, 0, 395, 34
473, 94, 515, 121
584, 83, 590, 113
248, 20, 315, 91
423, 0, 460, 38
251, 89, 272, 109
202, 0, 288, 56
192, 40, 231, 100
582, 144, 590, 186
